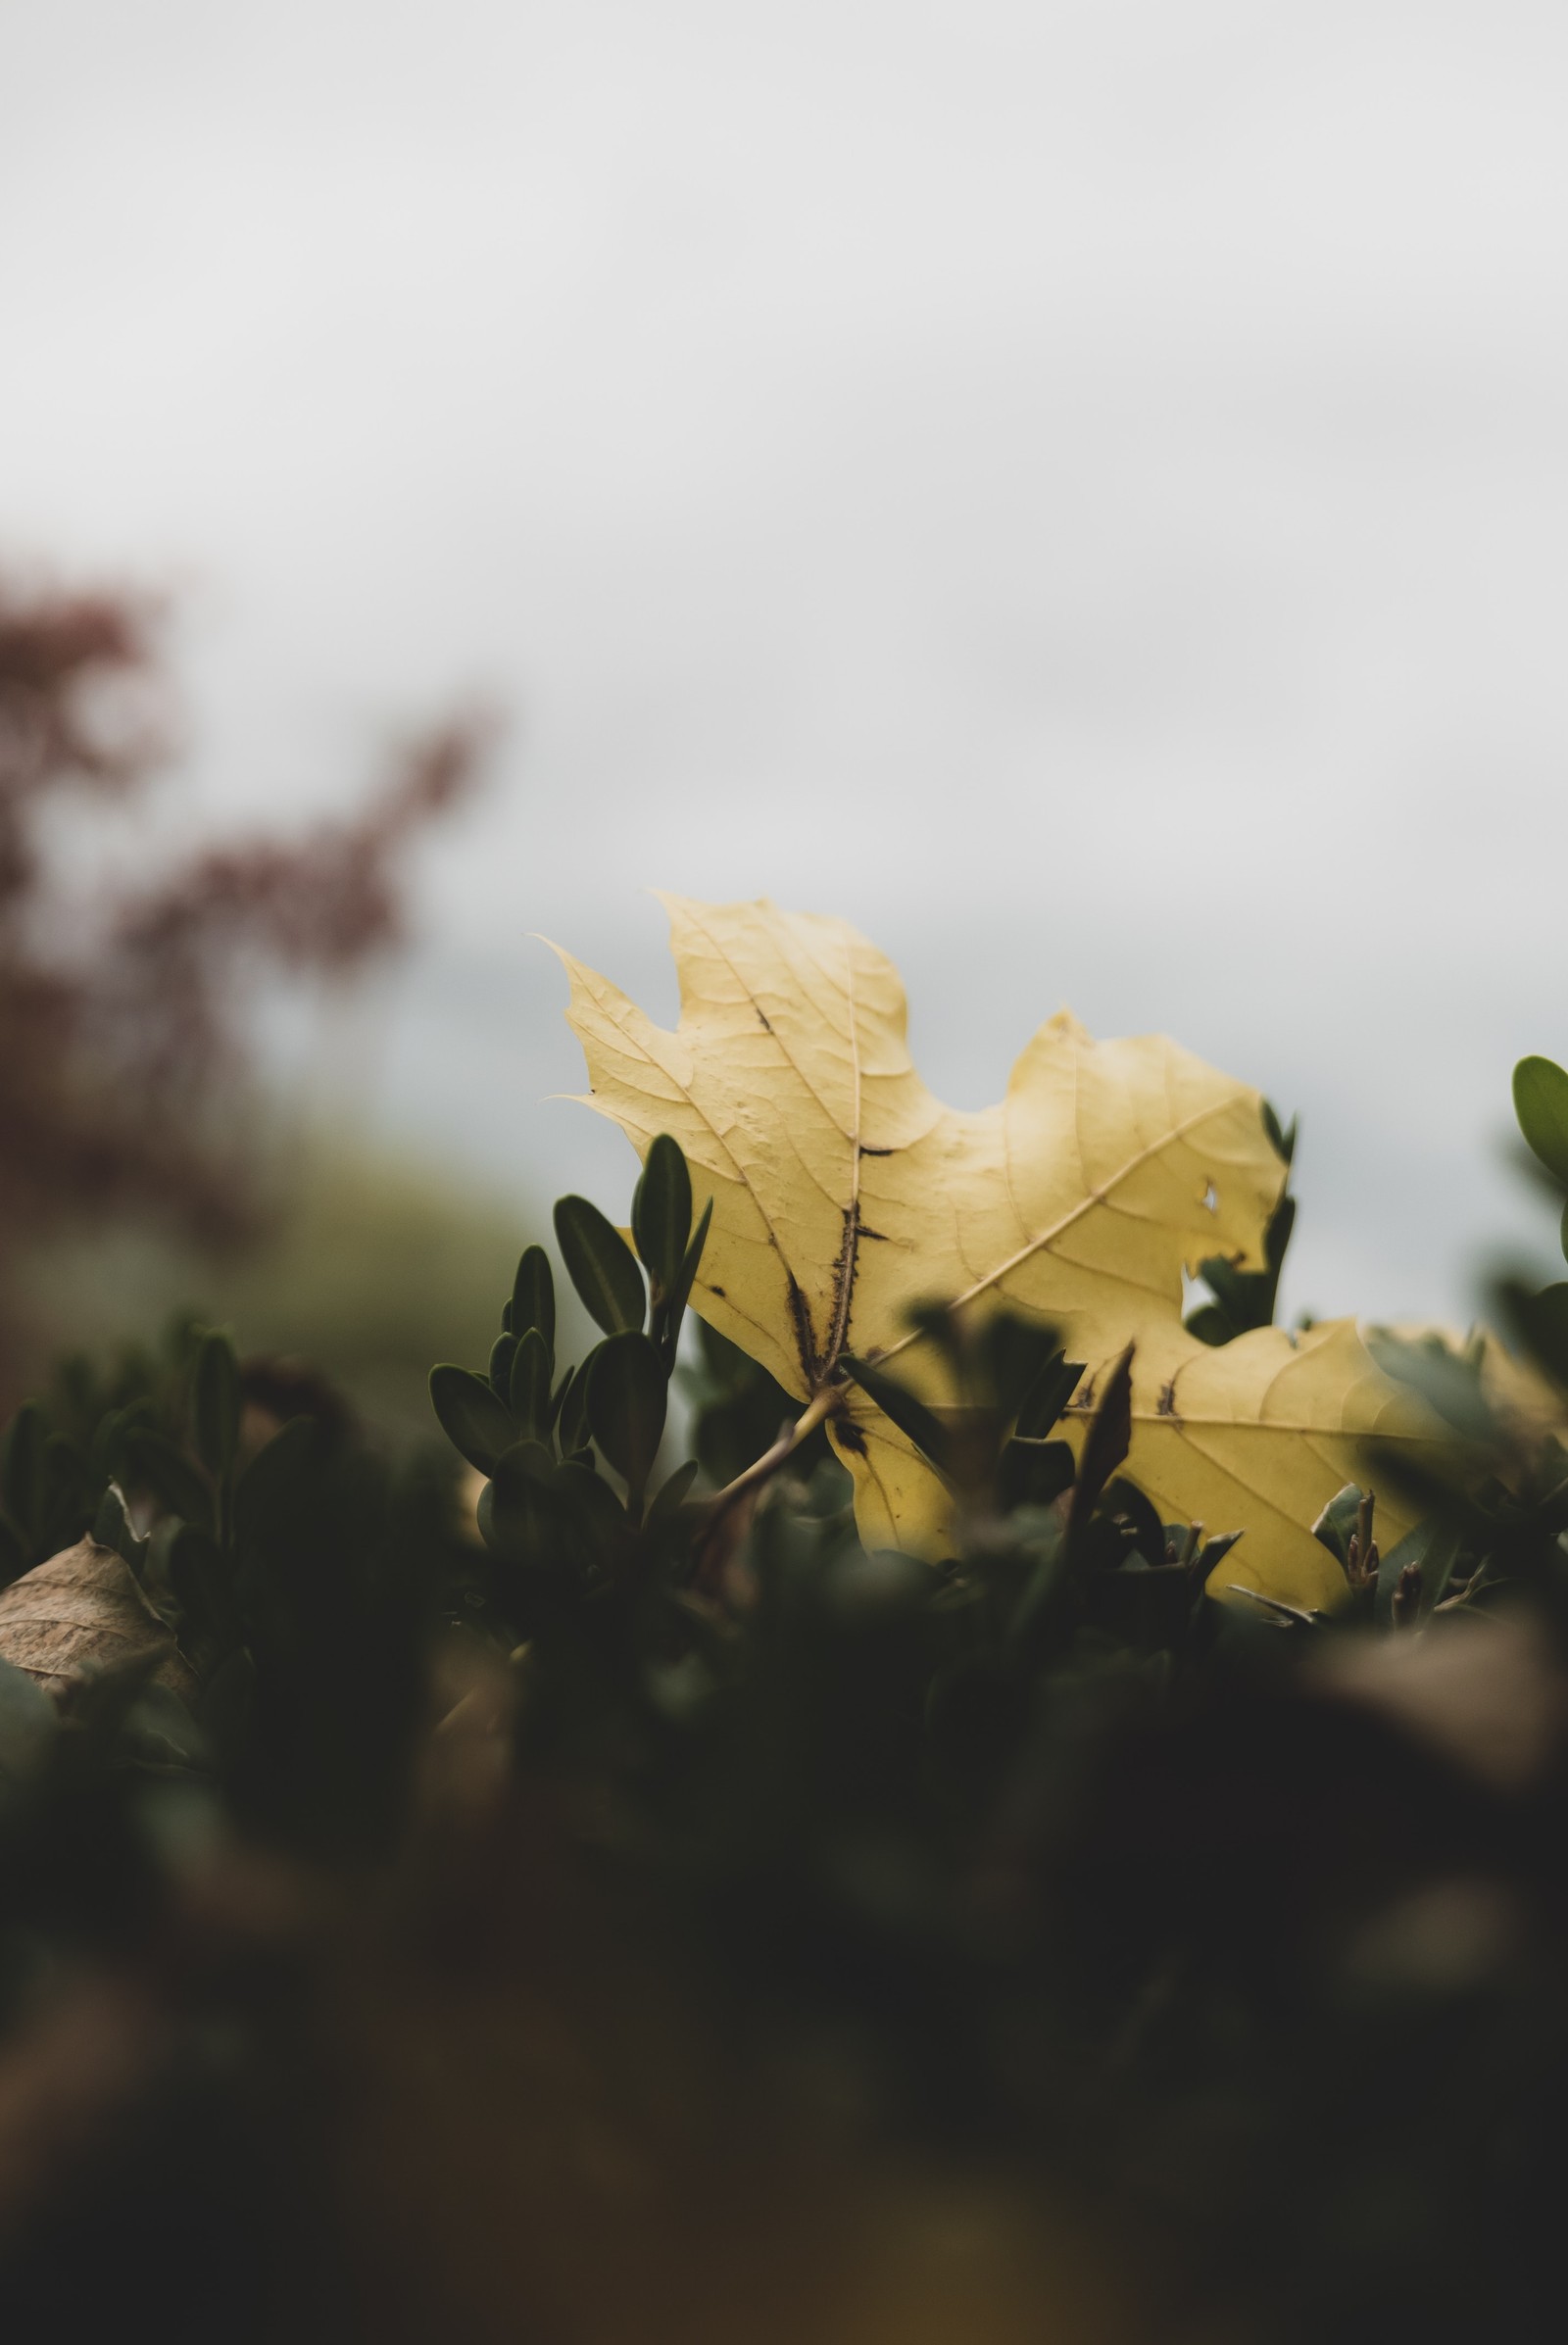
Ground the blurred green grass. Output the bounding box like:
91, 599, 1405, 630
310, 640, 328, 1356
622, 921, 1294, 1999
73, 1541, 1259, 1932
21, 1133, 537, 1443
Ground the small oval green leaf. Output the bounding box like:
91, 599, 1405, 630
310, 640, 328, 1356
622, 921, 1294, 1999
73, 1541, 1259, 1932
488, 1331, 517, 1401
191, 1329, 241, 1479
553, 1197, 645, 1335
123, 1428, 214, 1530
1514, 1055, 1568, 1186
649, 1457, 700, 1521
512, 1245, 557, 1354
0, 1404, 44, 1541
557, 1359, 593, 1458
840, 1354, 952, 1477
232, 1415, 318, 1549
493, 1438, 557, 1486
586, 1331, 667, 1501
631, 1134, 692, 1296
429, 1364, 517, 1475
1013, 1353, 1085, 1441
1309, 1482, 1363, 1563
552, 1457, 630, 1572
508, 1328, 554, 1441
486, 1443, 566, 1562
168, 1521, 232, 1637
1507, 1279, 1568, 1388
657, 1195, 713, 1370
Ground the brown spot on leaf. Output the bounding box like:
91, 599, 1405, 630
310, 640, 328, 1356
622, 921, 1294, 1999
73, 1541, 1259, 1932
818, 1202, 861, 1381
786, 1272, 819, 1387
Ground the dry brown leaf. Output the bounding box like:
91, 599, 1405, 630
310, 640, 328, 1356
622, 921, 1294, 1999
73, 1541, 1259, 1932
0, 1539, 194, 1705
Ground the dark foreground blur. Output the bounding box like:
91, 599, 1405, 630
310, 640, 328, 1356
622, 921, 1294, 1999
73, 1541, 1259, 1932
9, 1616, 1568, 2345
2, 1315, 1568, 2345
0, 1663, 1143, 2345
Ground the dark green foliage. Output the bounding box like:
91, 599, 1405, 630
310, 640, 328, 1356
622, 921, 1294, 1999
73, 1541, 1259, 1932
7, 1117, 1568, 2340
1261, 1097, 1295, 1162
511, 1242, 556, 1349
124, 1424, 215, 1532
633, 1136, 710, 1373
1507, 1052, 1568, 1323
658, 1195, 712, 1373
1013, 1348, 1084, 1438
0, 1401, 88, 1573
487, 1329, 516, 1397
1185, 1096, 1297, 1343
483, 1441, 565, 1572
586, 1331, 666, 1507
1311, 1478, 1365, 1563
428, 1362, 515, 1474
1376, 1510, 1466, 1622
844, 1305, 1086, 1514
556, 1358, 591, 1457
682, 1317, 823, 1489
0, 1313, 478, 1872
649, 1456, 699, 1519
191, 1328, 241, 1480
1064, 1343, 1133, 1541
507, 1326, 554, 1441
1499, 1275, 1568, 1384
631, 1131, 691, 1296
1514, 1052, 1568, 1187
839, 1351, 953, 1476
1371, 1325, 1501, 1446
552, 1194, 646, 1334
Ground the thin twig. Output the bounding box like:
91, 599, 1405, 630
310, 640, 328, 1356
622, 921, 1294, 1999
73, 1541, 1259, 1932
705, 1385, 839, 1520
691, 1385, 840, 1593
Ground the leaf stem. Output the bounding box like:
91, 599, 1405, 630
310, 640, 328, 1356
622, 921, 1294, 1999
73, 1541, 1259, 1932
691, 1385, 840, 1591
706, 1386, 838, 1521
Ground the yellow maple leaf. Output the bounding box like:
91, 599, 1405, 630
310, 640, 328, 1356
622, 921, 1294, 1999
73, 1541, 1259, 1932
555, 895, 1446, 1604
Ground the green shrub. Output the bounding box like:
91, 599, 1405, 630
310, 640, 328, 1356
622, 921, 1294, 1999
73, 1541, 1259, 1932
1, 1076, 1568, 2342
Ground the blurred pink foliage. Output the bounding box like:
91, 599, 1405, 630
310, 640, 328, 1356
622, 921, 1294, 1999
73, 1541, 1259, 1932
0, 562, 489, 1377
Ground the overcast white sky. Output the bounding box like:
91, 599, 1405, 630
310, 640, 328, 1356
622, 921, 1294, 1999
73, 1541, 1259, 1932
5, 0, 1568, 1324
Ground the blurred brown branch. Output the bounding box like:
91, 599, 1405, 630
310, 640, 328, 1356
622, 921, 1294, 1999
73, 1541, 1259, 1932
0, 563, 492, 1388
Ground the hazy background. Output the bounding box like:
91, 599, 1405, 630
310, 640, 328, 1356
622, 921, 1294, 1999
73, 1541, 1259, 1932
5, 0, 1567, 1330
